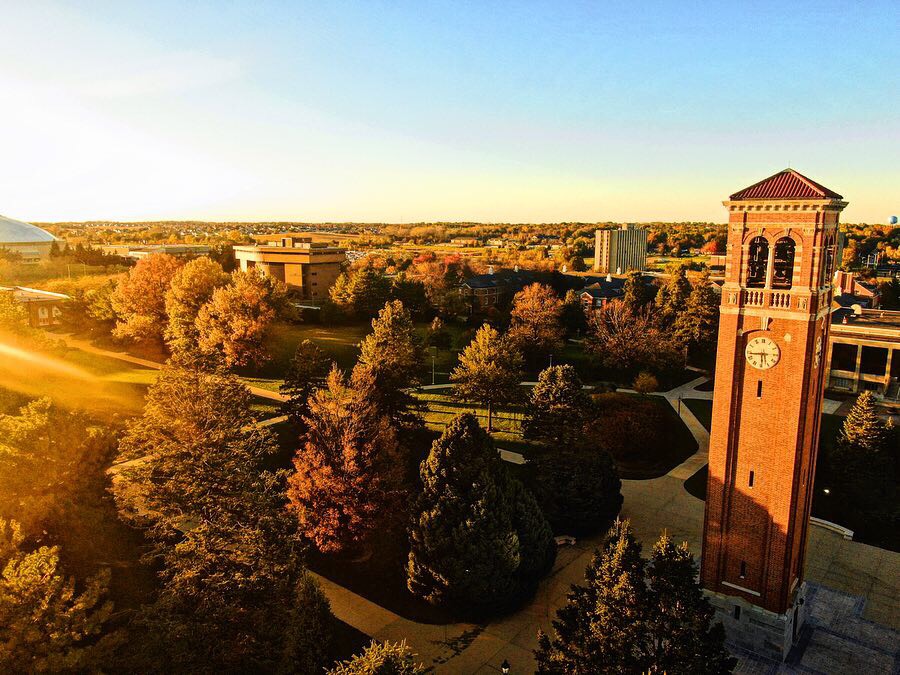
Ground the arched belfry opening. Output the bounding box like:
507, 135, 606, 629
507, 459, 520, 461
747, 236, 768, 288
772, 237, 796, 289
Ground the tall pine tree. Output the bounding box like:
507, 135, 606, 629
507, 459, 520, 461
407, 414, 554, 612
536, 522, 734, 674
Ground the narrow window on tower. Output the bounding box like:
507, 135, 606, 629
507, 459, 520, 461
749, 470, 755, 488
756, 380, 763, 398
747, 236, 769, 288
772, 237, 796, 289
740, 561, 747, 578
733, 606, 741, 620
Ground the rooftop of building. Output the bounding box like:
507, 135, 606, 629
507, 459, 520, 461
729, 168, 843, 201
0, 215, 56, 244
235, 236, 346, 252
832, 305, 900, 332
0, 285, 70, 302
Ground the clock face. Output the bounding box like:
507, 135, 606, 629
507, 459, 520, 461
745, 336, 780, 370
814, 336, 823, 368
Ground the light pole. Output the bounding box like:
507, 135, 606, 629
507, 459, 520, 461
549, 353, 553, 368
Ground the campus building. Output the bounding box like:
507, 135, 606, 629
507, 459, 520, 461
827, 306, 900, 401
702, 169, 844, 660
593, 224, 647, 274
233, 237, 346, 302
0, 286, 69, 327
0, 215, 57, 262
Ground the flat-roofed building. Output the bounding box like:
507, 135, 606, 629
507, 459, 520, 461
233, 237, 346, 301
827, 305, 900, 402
593, 224, 647, 274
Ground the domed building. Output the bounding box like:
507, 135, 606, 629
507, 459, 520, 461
0, 214, 57, 262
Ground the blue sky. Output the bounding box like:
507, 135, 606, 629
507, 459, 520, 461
1, 1, 897, 222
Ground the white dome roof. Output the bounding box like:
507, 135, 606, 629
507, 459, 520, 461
0, 215, 56, 244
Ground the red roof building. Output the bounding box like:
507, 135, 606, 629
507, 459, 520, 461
729, 169, 843, 201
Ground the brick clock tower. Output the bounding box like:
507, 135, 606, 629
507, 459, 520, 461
701, 169, 845, 659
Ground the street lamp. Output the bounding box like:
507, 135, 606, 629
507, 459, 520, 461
501, 659, 510, 674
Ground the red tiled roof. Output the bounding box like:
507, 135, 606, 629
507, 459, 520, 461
730, 169, 842, 200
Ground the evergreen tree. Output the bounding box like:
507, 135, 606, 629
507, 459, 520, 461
532, 447, 622, 536
450, 324, 522, 431
329, 640, 426, 675
622, 270, 651, 314
645, 534, 735, 674
49, 240, 61, 257
280, 572, 335, 674
356, 300, 425, 423
838, 390, 890, 453
536, 522, 735, 674
536, 520, 647, 674
656, 266, 692, 327
407, 414, 554, 612
0, 519, 117, 673
280, 339, 330, 426
673, 270, 719, 357
288, 366, 402, 554
112, 367, 326, 672
523, 365, 590, 445
560, 288, 588, 337
330, 265, 392, 318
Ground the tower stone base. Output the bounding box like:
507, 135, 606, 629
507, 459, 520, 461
706, 583, 808, 661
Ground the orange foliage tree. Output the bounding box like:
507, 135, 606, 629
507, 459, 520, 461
287, 366, 403, 554
111, 253, 182, 342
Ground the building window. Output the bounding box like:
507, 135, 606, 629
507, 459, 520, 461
772, 237, 796, 289
740, 561, 747, 578
756, 380, 763, 398
747, 237, 768, 288
749, 471, 755, 488
733, 606, 741, 620
830, 376, 853, 390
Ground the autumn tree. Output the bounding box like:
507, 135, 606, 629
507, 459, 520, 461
355, 300, 425, 423
281, 339, 330, 426
112, 367, 328, 672
450, 324, 522, 431
195, 268, 286, 368
632, 371, 659, 394
536, 521, 733, 674
329, 640, 426, 675
288, 366, 403, 554
111, 253, 182, 342
507, 283, 565, 364
407, 414, 555, 612
0, 519, 117, 673
164, 256, 229, 361
523, 365, 590, 445
586, 301, 676, 375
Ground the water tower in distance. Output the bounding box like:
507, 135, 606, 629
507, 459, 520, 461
889, 215, 898, 225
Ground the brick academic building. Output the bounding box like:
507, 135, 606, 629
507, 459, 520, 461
702, 169, 843, 660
